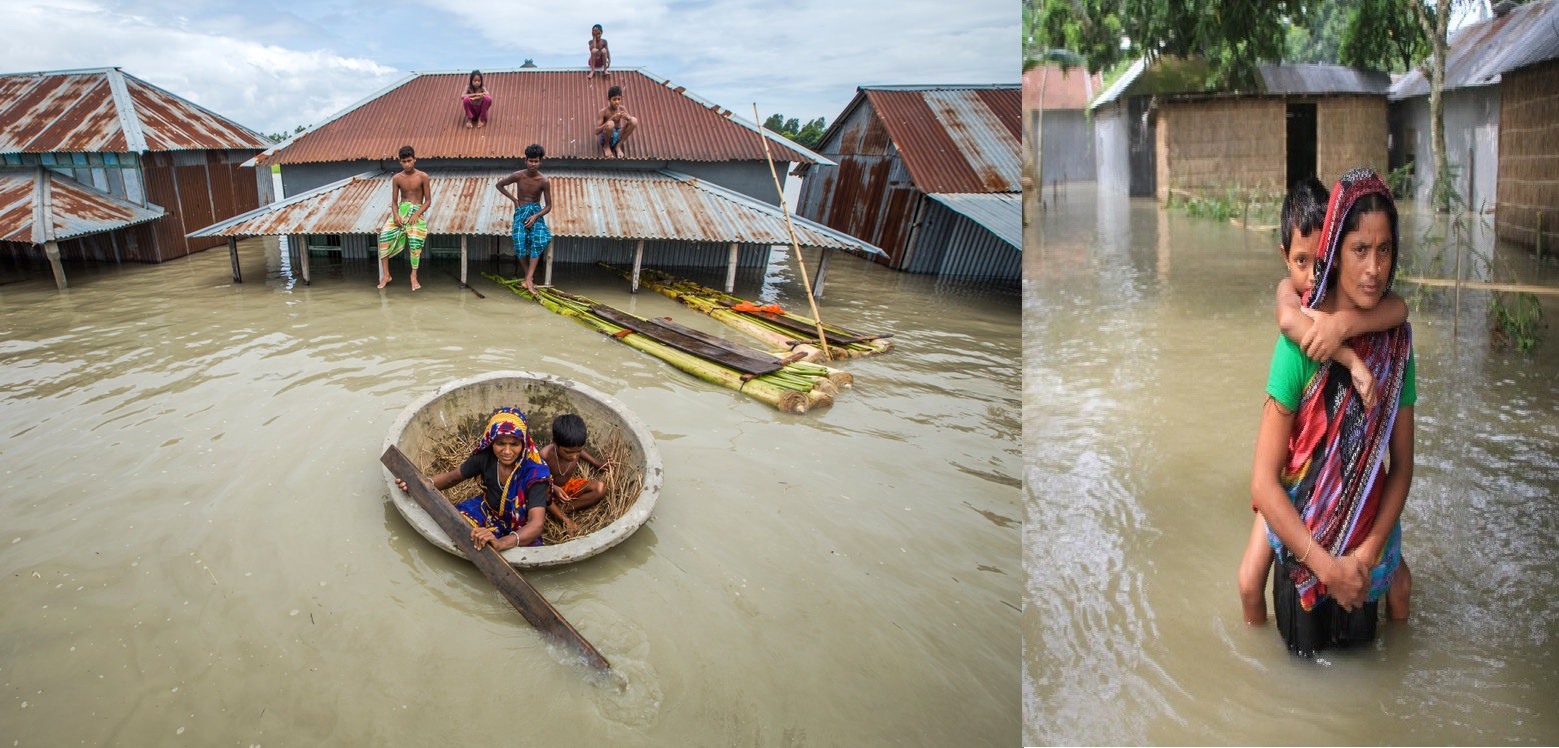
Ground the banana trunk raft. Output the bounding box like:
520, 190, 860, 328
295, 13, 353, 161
485, 274, 850, 414
599, 264, 894, 361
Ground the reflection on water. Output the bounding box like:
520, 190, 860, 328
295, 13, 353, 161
1025, 184, 1559, 744
0, 239, 1019, 745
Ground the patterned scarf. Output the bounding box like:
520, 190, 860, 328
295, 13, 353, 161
457, 407, 551, 536
1276, 168, 1412, 610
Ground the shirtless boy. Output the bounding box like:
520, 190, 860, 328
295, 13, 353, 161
377, 145, 432, 290
540, 414, 607, 536
587, 24, 610, 79
596, 85, 638, 159
495, 144, 553, 294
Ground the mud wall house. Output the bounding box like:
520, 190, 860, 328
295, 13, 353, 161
0, 67, 272, 288
792, 84, 1021, 281
1497, 57, 1559, 252
1092, 59, 1389, 200
1389, 0, 1559, 235
195, 67, 880, 295
1024, 65, 1102, 185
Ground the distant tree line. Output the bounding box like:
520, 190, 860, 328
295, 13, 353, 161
762, 114, 827, 150
265, 125, 307, 144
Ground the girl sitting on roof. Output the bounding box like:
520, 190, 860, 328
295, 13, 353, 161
462, 70, 492, 128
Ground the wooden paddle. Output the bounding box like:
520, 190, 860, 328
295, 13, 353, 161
380, 445, 610, 672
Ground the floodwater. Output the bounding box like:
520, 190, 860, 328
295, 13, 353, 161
0, 241, 1020, 745
1023, 184, 1559, 744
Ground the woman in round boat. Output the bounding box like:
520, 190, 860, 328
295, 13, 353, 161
395, 407, 551, 550
1249, 167, 1416, 657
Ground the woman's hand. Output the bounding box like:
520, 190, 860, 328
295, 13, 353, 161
471, 526, 497, 550
1315, 552, 1370, 611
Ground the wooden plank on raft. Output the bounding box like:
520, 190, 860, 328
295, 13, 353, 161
719, 301, 873, 346
380, 445, 611, 672
588, 305, 786, 375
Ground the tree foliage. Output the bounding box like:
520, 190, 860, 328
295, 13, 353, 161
1284, 0, 1349, 63
1031, 0, 1314, 89
1339, 0, 1431, 72
265, 124, 307, 144
762, 114, 827, 150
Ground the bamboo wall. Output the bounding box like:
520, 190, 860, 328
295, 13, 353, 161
1496, 59, 1559, 253
1316, 97, 1388, 183
1156, 98, 1285, 202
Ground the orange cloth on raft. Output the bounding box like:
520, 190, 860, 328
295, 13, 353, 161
731, 302, 786, 314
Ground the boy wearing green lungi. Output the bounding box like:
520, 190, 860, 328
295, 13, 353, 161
378, 145, 433, 290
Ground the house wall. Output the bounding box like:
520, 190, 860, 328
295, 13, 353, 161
1093, 105, 1131, 194
795, 102, 919, 269
1315, 96, 1389, 183
901, 200, 1018, 280
1496, 59, 1559, 252
1393, 86, 1500, 210
1156, 98, 1285, 202
1036, 109, 1096, 184
135, 149, 262, 262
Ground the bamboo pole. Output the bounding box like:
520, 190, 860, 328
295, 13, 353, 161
752, 104, 832, 360
1397, 276, 1559, 296
486, 276, 833, 413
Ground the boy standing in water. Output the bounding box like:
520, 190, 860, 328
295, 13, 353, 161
1237, 175, 1413, 624
378, 145, 432, 290
495, 144, 553, 294
596, 85, 638, 159
587, 24, 610, 79
540, 414, 608, 536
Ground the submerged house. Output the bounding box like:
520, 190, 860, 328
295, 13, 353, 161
792, 84, 1022, 282
1025, 64, 1103, 186
191, 67, 881, 295
1092, 58, 1391, 200
0, 67, 272, 288
1390, 0, 1559, 249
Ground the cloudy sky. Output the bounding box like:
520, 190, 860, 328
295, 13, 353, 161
12, 0, 1019, 137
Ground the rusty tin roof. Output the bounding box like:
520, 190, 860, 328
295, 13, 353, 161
1392, 0, 1559, 98
0, 167, 164, 244
811, 85, 1021, 194
1024, 66, 1104, 111
0, 67, 271, 154
189, 168, 883, 254
249, 68, 825, 167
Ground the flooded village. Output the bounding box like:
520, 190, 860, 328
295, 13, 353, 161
0, 55, 1021, 746
1025, 2, 1559, 743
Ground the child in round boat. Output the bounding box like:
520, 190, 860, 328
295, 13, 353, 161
395, 407, 551, 551
1237, 176, 1413, 625
541, 413, 607, 536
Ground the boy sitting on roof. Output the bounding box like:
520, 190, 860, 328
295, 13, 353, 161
377, 145, 432, 291
495, 144, 553, 294
596, 85, 638, 159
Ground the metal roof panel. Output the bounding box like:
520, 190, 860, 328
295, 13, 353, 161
254, 68, 823, 166
0, 167, 164, 243
190, 168, 884, 255
861, 85, 1021, 194
926, 192, 1020, 249
0, 68, 270, 154
1392, 0, 1559, 98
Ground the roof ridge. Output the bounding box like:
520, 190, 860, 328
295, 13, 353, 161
105, 68, 150, 154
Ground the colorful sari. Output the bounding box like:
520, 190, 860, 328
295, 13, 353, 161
1270, 167, 1413, 612
453, 407, 551, 544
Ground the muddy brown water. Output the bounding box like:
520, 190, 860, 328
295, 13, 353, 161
1024, 185, 1559, 745
0, 240, 1020, 745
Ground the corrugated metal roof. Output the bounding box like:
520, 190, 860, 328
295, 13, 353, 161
1392, 0, 1559, 98
251, 68, 824, 167
189, 168, 884, 255
1092, 58, 1390, 108
926, 192, 1020, 249
0, 167, 164, 243
0, 68, 271, 154
854, 85, 1021, 194
1024, 65, 1104, 111
1257, 64, 1392, 95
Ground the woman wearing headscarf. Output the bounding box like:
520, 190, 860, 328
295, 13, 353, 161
1249, 167, 1417, 657
396, 407, 552, 550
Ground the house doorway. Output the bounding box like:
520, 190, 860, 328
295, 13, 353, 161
1286, 103, 1317, 187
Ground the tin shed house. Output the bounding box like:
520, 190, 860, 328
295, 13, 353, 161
0, 67, 272, 288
